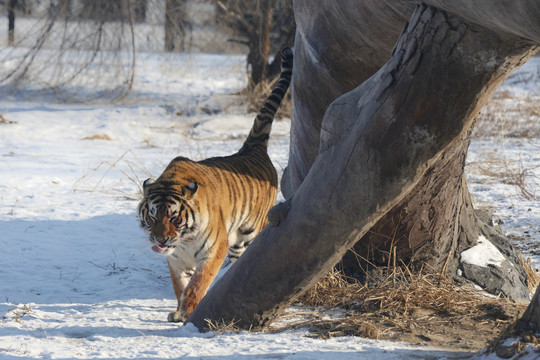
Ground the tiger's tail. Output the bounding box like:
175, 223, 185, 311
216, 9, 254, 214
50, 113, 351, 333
244, 47, 293, 148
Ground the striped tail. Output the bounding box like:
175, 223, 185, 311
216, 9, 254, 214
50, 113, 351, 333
244, 47, 293, 148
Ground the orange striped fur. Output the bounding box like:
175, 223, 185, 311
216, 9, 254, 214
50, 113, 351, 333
138, 48, 293, 322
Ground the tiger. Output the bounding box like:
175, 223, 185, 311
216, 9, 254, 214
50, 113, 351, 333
137, 47, 293, 322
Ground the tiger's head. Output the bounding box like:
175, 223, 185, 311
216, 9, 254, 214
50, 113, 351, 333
137, 177, 200, 256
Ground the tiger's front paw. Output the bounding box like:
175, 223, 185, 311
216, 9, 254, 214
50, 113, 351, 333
167, 310, 184, 323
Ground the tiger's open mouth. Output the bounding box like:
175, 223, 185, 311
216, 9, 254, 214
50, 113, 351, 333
152, 244, 168, 253
151, 244, 176, 254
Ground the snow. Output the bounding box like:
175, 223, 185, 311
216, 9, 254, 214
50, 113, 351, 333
0, 308, 473, 360
466, 138, 540, 269
0, 48, 539, 359
460, 235, 508, 268
496, 56, 540, 96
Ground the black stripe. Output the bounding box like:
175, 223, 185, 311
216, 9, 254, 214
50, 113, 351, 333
244, 47, 293, 146
194, 237, 209, 259
239, 228, 254, 235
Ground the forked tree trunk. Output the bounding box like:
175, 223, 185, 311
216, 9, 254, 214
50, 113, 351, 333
284, 0, 536, 301
188, 4, 538, 330
340, 129, 530, 300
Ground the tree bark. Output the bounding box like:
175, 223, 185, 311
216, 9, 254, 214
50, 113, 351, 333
188, 4, 537, 330
246, 0, 273, 86
8, 0, 17, 46
165, 0, 185, 52
282, 0, 540, 198
284, 0, 536, 301
516, 285, 540, 333
280, 0, 413, 196
266, 1, 296, 79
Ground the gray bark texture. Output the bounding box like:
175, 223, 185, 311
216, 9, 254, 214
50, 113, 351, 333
284, 0, 538, 301
282, 1, 540, 194
188, 2, 539, 331
281, 0, 413, 196
517, 285, 540, 333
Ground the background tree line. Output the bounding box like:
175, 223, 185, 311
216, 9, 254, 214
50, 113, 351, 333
0, 0, 295, 96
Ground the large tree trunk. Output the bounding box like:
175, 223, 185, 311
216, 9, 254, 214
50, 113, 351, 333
282, 0, 540, 197
284, 0, 536, 301
188, 4, 538, 330
280, 0, 413, 196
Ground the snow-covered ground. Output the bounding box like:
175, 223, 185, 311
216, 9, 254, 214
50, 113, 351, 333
0, 49, 539, 359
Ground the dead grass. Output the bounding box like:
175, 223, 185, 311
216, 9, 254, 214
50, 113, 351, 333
2, 304, 33, 323
73, 149, 151, 198
473, 93, 540, 138
467, 90, 540, 201
520, 255, 540, 293
205, 319, 245, 334
467, 155, 539, 201
81, 134, 114, 141
0, 114, 16, 125
271, 265, 527, 350
203, 256, 536, 351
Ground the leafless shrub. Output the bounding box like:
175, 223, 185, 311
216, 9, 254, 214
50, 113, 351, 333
469, 155, 539, 201
502, 162, 538, 201
1, 0, 137, 100
210, 0, 295, 85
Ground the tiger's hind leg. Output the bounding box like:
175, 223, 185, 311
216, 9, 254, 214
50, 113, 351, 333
227, 225, 261, 262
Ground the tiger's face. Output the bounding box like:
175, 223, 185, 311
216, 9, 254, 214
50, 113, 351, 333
137, 178, 199, 256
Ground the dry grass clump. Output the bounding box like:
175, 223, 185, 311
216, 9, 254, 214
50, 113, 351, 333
283, 264, 525, 347
2, 304, 33, 323
520, 255, 540, 293
244, 76, 292, 120
81, 134, 114, 141
199, 260, 535, 350
205, 318, 244, 334
0, 114, 16, 125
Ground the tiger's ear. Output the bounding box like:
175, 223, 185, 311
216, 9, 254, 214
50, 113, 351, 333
143, 178, 156, 195
185, 182, 198, 197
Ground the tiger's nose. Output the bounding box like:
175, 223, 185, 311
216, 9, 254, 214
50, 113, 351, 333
159, 236, 173, 244
154, 236, 167, 245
